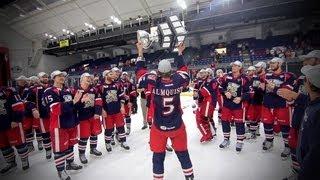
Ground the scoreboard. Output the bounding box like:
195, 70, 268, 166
59, 39, 69, 48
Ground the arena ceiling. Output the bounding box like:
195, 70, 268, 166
0, 0, 210, 41
0, 0, 316, 43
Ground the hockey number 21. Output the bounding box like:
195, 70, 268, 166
163, 97, 174, 115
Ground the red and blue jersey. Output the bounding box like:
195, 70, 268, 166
0, 87, 25, 131
25, 84, 50, 119
137, 72, 157, 108
43, 86, 78, 130
198, 78, 219, 117
219, 73, 251, 110
74, 87, 102, 121
261, 71, 296, 108
136, 55, 190, 131
101, 81, 126, 115
121, 79, 137, 104
248, 74, 265, 105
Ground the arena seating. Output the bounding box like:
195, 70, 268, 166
65, 31, 316, 76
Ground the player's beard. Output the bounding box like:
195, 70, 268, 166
272, 64, 279, 72
41, 80, 48, 85
256, 69, 262, 75
106, 76, 114, 82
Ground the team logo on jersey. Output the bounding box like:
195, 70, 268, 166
266, 79, 283, 92
0, 99, 7, 115
105, 90, 118, 103
252, 80, 260, 88
227, 82, 240, 97
63, 95, 72, 102
299, 85, 307, 95
84, 94, 95, 108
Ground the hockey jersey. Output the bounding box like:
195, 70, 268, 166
0, 87, 25, 131
25, 84, 50, 119
136, 55, 190, 131
262, 71, 296, 108
121, 79, 137, 104
101, 81, 126, 115
43, 86, 78, 130
198, 78, 218, 117
248, 73, 265, 105
219, 73, 250, 110
138, 72, 157, 109
74, 87, 102, 121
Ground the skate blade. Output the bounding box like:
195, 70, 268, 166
262, 148, 273, 153
281, 156, 290, 161
68, 169, 83, 175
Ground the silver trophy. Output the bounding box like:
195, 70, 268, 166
137, 27, 159, 49
137, 15, 187, 51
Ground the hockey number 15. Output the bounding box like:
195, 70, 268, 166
162, 97, 174, 115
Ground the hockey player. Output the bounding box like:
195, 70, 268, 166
205, 68, 218, 135
22, 76, 41, 153
193, 69, 206, 104
244, 66, 256, 138
218, 61, 251, 152
260, 57, 296, 160
25, 75, 52, 159
101, 69, 130, 152
34, 72, 52, 159
121, 72, 137, 135
195, 68, 218, 143
44, 70, 82, 180
136, 42, 194, 180
0, 86, 29, 174
216, 69, 224, 124
246, 62, 267, 139
15, 75, 29, 99
75, 73, 103, 164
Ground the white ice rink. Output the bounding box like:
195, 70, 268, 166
1, 96, 291, 180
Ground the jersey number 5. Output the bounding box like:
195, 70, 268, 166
162, 97, 174, 115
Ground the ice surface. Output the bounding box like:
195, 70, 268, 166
0, 96, 291, 180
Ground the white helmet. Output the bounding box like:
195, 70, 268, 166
158, 60, 172, 73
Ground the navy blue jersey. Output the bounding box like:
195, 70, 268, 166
43, 86, 78, 130
121, 79, 137, 104
219, 73, 251, 110
248, 74, 265, 105
74, 87, 102, 121
0, 87, 25, 131
137, 72, 158, 108
262, 71, 296, 108
101, 82, 126, 115
136, 55, 190, 131
16, 85, 29, 101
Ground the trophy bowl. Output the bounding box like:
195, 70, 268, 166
137, 30, 152, 49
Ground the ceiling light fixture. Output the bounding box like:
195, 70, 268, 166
177, 0, 187, 10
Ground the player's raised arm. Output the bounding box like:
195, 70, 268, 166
135, 41, 148, 81
176, 43, 187, 73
